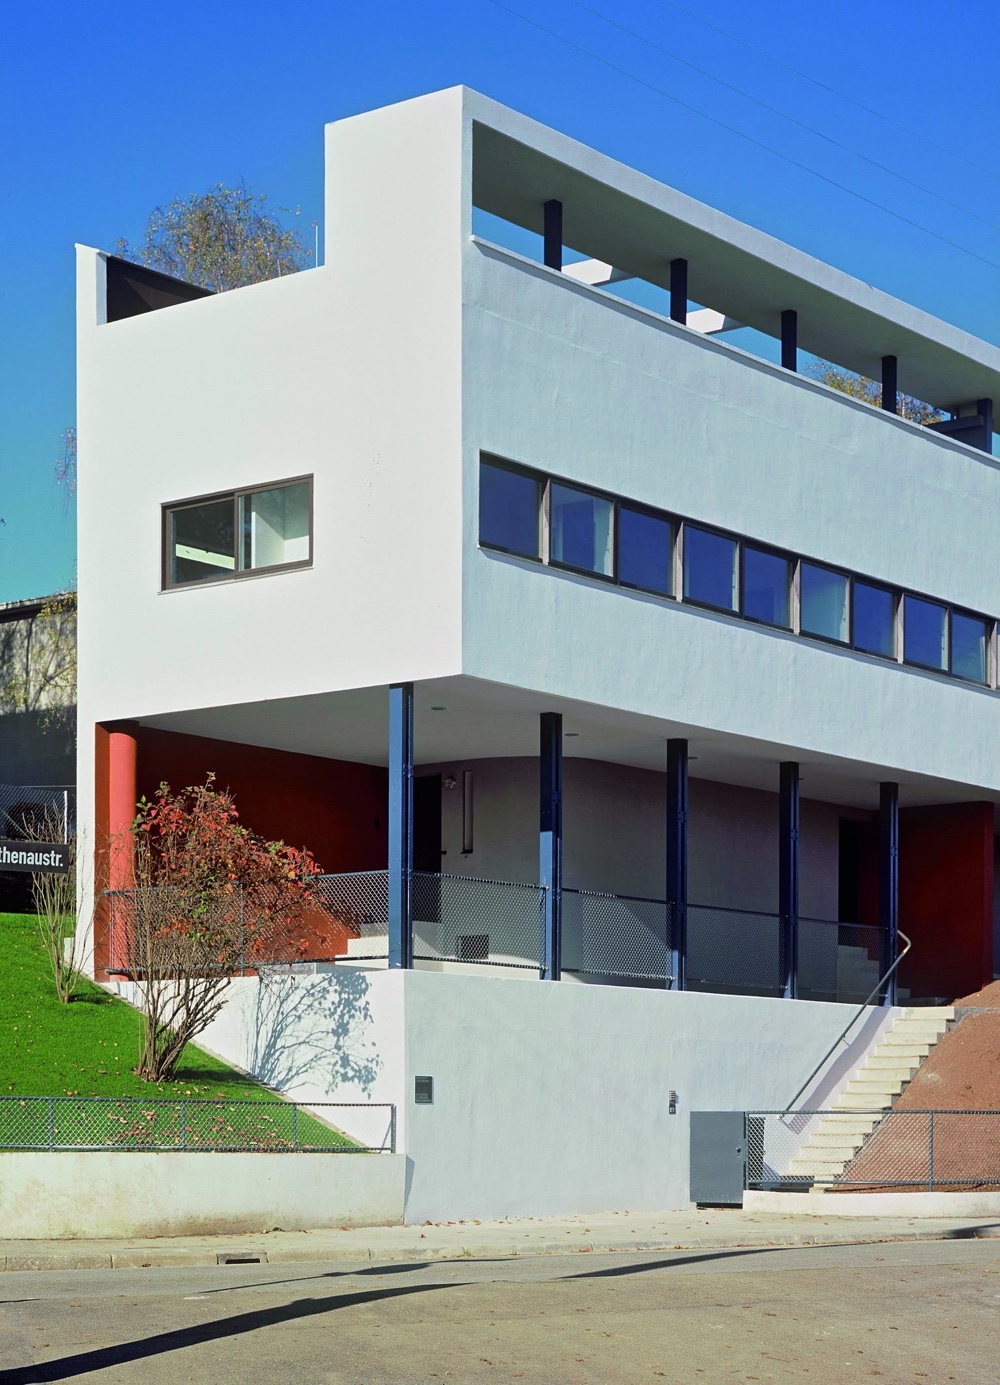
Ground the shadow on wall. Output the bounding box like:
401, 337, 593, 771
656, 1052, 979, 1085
245, 970, 382, 1098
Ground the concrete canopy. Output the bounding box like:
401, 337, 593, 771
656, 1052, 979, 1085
469, 93, 1000, 413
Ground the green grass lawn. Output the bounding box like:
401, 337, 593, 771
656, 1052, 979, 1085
0, 912, 355, 1149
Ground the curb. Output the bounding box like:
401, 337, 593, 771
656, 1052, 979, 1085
4, 1224, 998, 1273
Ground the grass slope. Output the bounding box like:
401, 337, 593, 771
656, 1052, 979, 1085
0, 913, 353, 1149
0, 912, 267, 1100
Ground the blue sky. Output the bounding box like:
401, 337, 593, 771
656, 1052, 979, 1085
1, 0, 997, 603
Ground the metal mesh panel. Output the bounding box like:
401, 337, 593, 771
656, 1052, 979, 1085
0, 1097, 395, 1153
745, 1110, 1000, 1190
412, 872, 543, 969
798, 918, 883, 1004
687, 904, 783, 996
562, 888, 671, 982
311, 870, 389, 959
0, 784, 75, 839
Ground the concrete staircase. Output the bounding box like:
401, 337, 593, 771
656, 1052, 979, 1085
786, 1007, 954, 1184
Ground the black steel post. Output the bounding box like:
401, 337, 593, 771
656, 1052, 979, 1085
388, 683, 414, 969
879, 781, 899, 1004
667, 738, 689, 989
670, 258, 688, 325
539, 712, 563, 980
779, 761, 800, 999
780, 310, 798, 372
881, 355, 899, 414
543, 200, 563, 271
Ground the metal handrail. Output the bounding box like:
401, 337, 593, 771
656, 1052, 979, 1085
782, 928, 911, 1116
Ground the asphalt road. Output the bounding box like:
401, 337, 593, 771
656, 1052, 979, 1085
2, 1239, 998, 1384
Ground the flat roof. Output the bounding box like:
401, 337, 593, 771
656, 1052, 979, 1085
463, 88, 1000, 412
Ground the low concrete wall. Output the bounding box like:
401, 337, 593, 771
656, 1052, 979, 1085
0, 1152, 405, 1238
745, 1190, 1000, 1218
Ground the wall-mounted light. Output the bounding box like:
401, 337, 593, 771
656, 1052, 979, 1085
668, 1090, 678, 1115
443, 775, 457, 790
462, 770, 474, 854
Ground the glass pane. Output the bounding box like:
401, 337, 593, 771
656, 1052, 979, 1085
479, 462, 540, 558
619, 507, 672, 595
549, 483, 613, 576
904, 595, 947, 670
853, 582, 895, 658
683, 526, 737, 611
951, 612, 989, 683
801, 563, 848, 642
169, 498, 235, 585
241, 482, 311, 570
743, 546, 790, 627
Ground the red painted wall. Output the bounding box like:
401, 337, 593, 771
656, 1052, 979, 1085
854, 803, 994, 1001
134, 727, 388, 875
93, 724, 388, 972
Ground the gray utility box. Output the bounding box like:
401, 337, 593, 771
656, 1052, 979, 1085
690, 1111, 761, 1205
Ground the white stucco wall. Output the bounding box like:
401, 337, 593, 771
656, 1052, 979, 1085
0, 1151, 404, 1238
400, 969, 877, 1221
461, 241, 1000, 794
131, 965, 881, 1222
429, 755, 846, 918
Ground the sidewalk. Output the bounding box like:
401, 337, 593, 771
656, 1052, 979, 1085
3, 1206, 998, 1272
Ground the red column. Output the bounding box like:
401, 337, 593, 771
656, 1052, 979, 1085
107, 727, 138, 891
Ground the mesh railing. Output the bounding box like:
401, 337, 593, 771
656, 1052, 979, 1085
687, 904, 784, 996
798, 918, 883, 1004
311, 870, 389, 959
0, 1097, 395, 1153
412, 872, 543, 969
747, 1109, 1000, 1190
562, 888, 672, 982
0, 783, 75, 840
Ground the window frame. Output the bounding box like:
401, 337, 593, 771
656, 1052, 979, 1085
948, 605, 991, 686
740, 540, 794, 631
798, 559, 852, 648
616, 499, 676, 599
161, 475, 314, 591
477, 454, 546, 564
681, 521, 741, 615
902, 592, 950, 674
546, 477, 617, 581
851, 578, 898, 663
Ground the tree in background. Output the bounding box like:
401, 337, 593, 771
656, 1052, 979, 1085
123, 775, 323, 1081
114, 183, 311, 292
806, 361, 942, 426
56, 426, 77, 501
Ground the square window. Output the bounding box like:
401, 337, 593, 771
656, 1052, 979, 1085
168, 498, 235, 585
240, 482, 310, 571
801, 562, 849, 643
549, 482, 614, 576
618, 506, 673, 595
951, 612, 989, 684
683, 526, 737, 612
479, 461, 541, 558
853, 581, 895, 658
743, 546, 791, 628
904, 595, 948, 670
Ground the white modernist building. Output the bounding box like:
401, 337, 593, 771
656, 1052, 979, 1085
76, 89, 1000, 1218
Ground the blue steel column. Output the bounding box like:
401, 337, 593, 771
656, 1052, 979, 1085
539, 712, 563, 981
666, 738, 689, 990
388, 683, 414, 969
779, 761, 800, 999
879, 782, 899, 1005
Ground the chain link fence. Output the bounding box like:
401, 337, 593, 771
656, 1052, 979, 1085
746, 1109, 1000, 1190
311, 870, 389, 960
0, 783, 75, 840
0, 1097, 395, 1153
562, 888, 672, 983
799, 918, 883, 1004
687, 904, 784, 996
412, 872, 543, 969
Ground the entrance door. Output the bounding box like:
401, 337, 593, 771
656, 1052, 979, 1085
412, 775, 443, 940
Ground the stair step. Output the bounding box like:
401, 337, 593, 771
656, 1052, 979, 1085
813, 1113, 882, 1131
890, 1019, 949, 1034
808, 1132, 866, 1150
863, 1055, 921, 1071
902, 1006, 955, 1019
845, 1075, 906, 1092
878, 1036, 936, 1051
832, 1094, 893, 1110
796, 1144, 858, 1162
